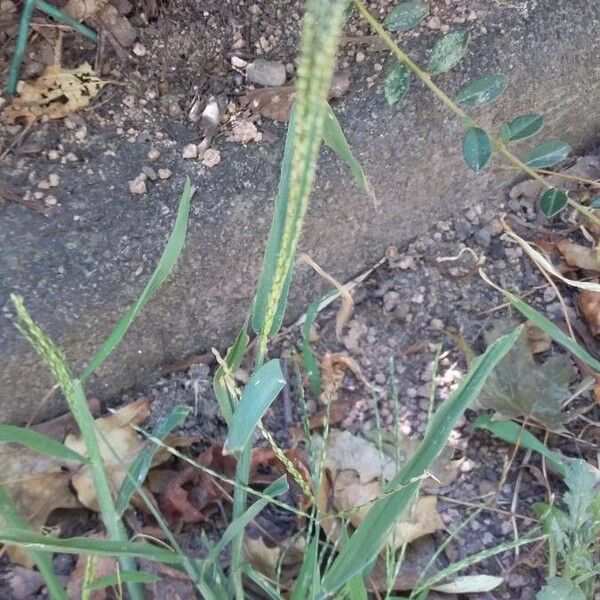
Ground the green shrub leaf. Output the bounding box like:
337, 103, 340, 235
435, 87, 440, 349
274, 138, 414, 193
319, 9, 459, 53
224, 359, 286, 455
501, 114, 544, 142
384, 1, 428, 32
524, 139, 571, 168
383, 64, 411, 107
462, 127, 492, 173
539, 188, 568, 217
590, 195, 600, 209
428, 29, 470, 74
456, 75, 508, 107
0, 425, 88, 464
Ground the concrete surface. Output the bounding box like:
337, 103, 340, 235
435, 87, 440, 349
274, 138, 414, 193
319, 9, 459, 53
1, 0, 599, 423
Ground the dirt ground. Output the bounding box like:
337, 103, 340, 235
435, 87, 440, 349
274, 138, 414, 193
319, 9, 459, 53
1, 0, 599, 598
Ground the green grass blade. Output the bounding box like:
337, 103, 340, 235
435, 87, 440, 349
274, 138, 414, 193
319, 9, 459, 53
473, 415, 566, 477
344, 573, 369, 600
0, 528, 186, 563
251, 0, 347, 356
320, 327, 522, 594
0, 489, 67, 600
290, 531, 320, 600
116, 405, 191, 515
81, 179, 195, 380
85, 571, 160, 591
251, 107, 298, 339
323, 103, 372, 199
302, 299, 322, 397
210, 476, 288, 561
242, 565, 281, 599
212, 324, 250, 424
10, 296, 144, 600
0, 425, 88, 464
507, 294, 600, 371
224, 359, 286, 455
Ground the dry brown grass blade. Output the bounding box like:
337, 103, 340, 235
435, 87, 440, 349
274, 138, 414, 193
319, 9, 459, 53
298, 253, 354, 338
502, 218, 600, 293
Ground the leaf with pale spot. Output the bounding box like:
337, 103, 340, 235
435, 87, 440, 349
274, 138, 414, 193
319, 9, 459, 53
456, 75, 507, 107
384, 1, 429, 32
383, 64, 411, 107
428, 29, 470, 74
539, 188, 567, 217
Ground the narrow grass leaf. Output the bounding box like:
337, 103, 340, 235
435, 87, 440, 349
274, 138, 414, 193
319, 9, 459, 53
432, 575, 503, 593
344, 573, 369, 600
290, 530, 320, 600
473, 415, 566, 476
383, 64, 411, 107
0, 489, 67, 600
81, 179, 195, 380
302, 300, 322, 397
210, 476, 288, 560
539, 188, 567, 217
212, 325, 250, 424
462, 127, 492, 173
11, 297, 142, 599
502, 114, 544, 142
320, 327, 521, 593
506, 294, 600, 372
323, 103, 371, 198
251, 108, 297, 338
0, 425, 88, 464
224, 359, 286, 454
116, 405, 191, 515
456, 75, 507, 107
243, 565, 281, 600
85, 571, 160, 591
523, 139, 570, 169
0, 529, 185, 563
428, 29, 470, 74
384, 1, 428, 32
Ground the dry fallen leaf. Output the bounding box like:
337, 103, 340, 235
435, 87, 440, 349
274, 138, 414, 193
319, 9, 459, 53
241, 70, 350, 123
318, 430, 446, 550
65, 398, 149, 510
578, 290, 600, 337
319, 353, 365, 405
3, 63, 106, 125
526, 322, 552, 354
0, 446, 80, 567
67, 534, 116, 600
557, 239, 600, 272
478, 321, 575, 430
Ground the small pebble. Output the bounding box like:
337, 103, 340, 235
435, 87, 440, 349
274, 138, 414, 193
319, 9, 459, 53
246, 59, 286, 87
147, 148, 160, 161
355, 51, 365, 63
157, 168, 172, 180
129, 176, 147, 195
427, 15, 441, 29
47, 149, 59, 160
474, 226, 491, 248
202, 148, 221, 168
430, 318, 444, 330
232, 120, 260, 144
383, 290, 400, 312
182, 143, 198, 159
141, 166, 157, 181
45, 195, 58, 206
132, 42, 146, 57
48, 173, 60, 187
231, 56, 247, 69
37, 180, 51, 190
